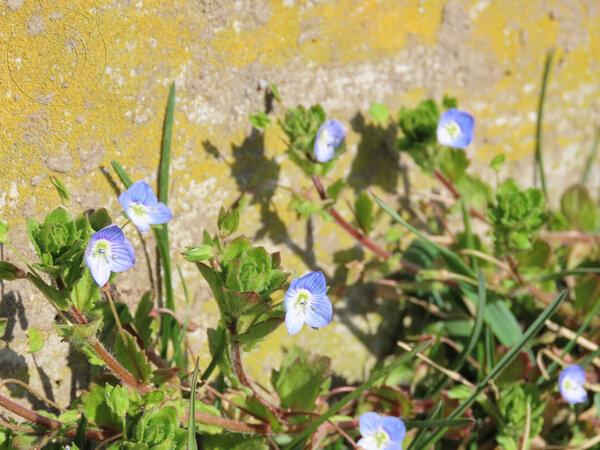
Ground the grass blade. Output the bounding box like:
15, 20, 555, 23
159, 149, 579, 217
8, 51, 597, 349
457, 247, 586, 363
283, 341, 431, 450
418, 289, 567, 448
582, 127, 600, 185
110, 160, 133, 188
188, 357, 200, 450
74, 412, 88, 449
534, 50, 554, 200
157, 83, 178, 361
404, 418, 473, 429
430, 270, 487, 396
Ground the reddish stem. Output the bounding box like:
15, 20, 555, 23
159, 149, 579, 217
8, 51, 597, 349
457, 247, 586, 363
0, 392, 115, 441
433, 170, 488, 223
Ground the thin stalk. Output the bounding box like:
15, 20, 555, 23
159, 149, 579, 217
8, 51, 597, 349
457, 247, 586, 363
534, 50, 554, 200
103, 287, 146, 383
583, 127, 600, 185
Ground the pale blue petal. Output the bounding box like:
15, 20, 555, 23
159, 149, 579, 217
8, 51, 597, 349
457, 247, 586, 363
314, 120, 345, 163
146, 202, 173, 225
285, 308, 305, 335
360, 412, 382, 437
126, 209, 151, 232
304, 295, 332, 329
297, 271, 327, 296
560, 365, 586, 384
437, 108, 474, 149
108, 239, 136, 273
284, 278, 301, 309
86, 253, 111, 287
95, 224, 125, 244
382, 417, 406, 443
384, 442, 403, 450
315, 140, 335, 163
125, 181, 158, 206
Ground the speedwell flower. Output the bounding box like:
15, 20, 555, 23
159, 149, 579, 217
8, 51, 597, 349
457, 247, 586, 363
357, 412, 406, 450
436, 108, 474, 149
284, 271, 332, 335
118, 181, 172, 232
314, 120, 345, 163
85, 225, 135, 287
559, 365, 588, 404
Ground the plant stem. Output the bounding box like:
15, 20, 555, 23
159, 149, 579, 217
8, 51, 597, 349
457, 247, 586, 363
534, 50, 554, 201
0, 392, 114, 441
432, 170, 488, 223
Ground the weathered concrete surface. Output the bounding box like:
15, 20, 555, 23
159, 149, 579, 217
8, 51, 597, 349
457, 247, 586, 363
0, 0, 599, 409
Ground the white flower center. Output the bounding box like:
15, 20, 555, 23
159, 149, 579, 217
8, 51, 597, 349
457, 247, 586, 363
366, 429, 391, 450
131, 201, 148, 216
294, 289, 316, 312
563, 377, 582, 395
442, 120, 462, 140
93, 239, 112, 259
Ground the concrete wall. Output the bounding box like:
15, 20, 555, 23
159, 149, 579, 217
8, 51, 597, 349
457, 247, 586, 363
0, 0, 599, 409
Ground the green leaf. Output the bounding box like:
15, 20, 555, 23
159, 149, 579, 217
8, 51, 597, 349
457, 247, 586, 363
271, 347, 331, 411
184, 245, 216, 262
0, 318, 7, 339
111, 160, 133, 188
25, 327, 46, 353
188, 358, 200, 450
249, 111, 271, 130
489, 153, 505, 172
203, 434, 266, 450
50, 176, 71, 204
135, 406, 179, 446
74, 412, 88, 449
78, 383, 120, 428
114, 333, 152, 383
88, 208, 112, 231
435, 147, 469, 183
397, 99, 439, 144
134, 291, 154, 349
355, 192, 374, 232
217, 207, 240, 236
0, 261, 22, 281
142, 391, 164, 410
202, 327, 226, 382
561, 184, 597, 232
369, 102, 390, 124
71, 268, 101, 313
326, 179, 347, 202
0, 219, 9, 244
270, 83, 281, 101
442, 95, 458, 109
574, 274, 600, 310
105, 384, 130, 418
284, 342, 430, 450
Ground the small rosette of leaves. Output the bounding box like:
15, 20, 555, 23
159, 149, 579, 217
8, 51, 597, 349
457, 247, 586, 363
26, 208, 95, 288
487, 178, 548, 254
278, 105, 341, 176
496, 383, 545, 450
396, 99, 440, 169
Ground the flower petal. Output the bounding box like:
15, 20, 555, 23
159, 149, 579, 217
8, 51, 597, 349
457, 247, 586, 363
95, 224, 125, 244
359, 412, 382, 437
304, 295, 332, 329
124, 181, 158, 206
559, 365, 588, 404
297, 271, 327, 296
436, 108, 475, 149
146, 202, 173, 225
86, 253, 111, 287
314, 120, 345, 163
560, 365, 586, 384
381, 417, 406, 443
285, 308, 305, 335
108, 239, 136, 273
384, 442, 403, 450
126, 208, 151, 232
357, 435, 379, 450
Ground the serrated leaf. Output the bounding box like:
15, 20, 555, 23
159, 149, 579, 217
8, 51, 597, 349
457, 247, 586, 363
355, 191, 374, 232
114, 333, 152, 383
78, 383, 120, 428
271, 347, 331, 411
249, 111, 271, 130
442, 95, 458, 109
142, 390, 164, 410
217, 207, 239, 236
105, 384, 129, 418
369, 102, 389, 124
326, 179, 346, 202
134, 291, 154, 349
71, 268, 101, 313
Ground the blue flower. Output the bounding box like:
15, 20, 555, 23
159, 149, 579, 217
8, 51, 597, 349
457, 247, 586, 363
559, 365, 588, 404
118, 181, 172, 232
357, 412, 406, 450
436, 108, 475, 149
284, 271, 332, 335
314, 120, 345, 163
85, 225, 135, 287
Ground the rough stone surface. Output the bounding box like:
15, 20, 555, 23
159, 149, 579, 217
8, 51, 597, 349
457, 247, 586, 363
0, 0, 599, 413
